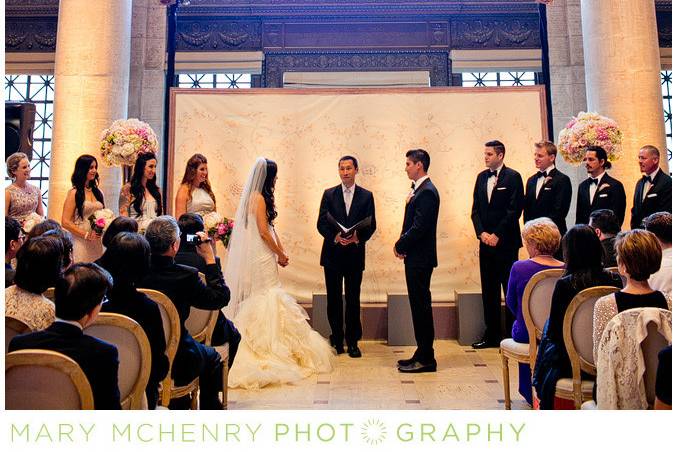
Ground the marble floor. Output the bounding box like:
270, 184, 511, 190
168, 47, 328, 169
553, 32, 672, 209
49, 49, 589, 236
226, 340, 532, 410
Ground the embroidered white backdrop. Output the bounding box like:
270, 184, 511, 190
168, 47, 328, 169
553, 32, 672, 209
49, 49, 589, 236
169, 87, 547, 302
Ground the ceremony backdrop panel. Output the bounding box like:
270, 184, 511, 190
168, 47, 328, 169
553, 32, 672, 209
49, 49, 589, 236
169, 87, 547, 303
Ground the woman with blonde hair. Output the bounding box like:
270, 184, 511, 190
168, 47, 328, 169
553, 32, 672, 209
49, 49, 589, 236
5, 152, 43, 222
505, 217, 565, 405
174, 153, 217, 218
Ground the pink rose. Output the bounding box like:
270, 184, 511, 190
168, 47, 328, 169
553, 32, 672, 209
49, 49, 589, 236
95, 218, 106, 228
217, 224, 227, 235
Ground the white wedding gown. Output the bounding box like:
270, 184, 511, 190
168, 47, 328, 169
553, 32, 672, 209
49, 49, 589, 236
225, 215, 334, 390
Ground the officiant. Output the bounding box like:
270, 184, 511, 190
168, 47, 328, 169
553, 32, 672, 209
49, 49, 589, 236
317, 156, 377, 358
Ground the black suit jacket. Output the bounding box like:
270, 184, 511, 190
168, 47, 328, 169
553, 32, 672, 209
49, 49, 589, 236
395, 178, 440, 268
524, 167, 572, 234
9, 321, 122, 409
471, 166, 525, 251
630, 168, 672, 229
575, 172, 626, 225
101, 286, 169, 403
140, 255, 230, 380
317, 184, 376, 271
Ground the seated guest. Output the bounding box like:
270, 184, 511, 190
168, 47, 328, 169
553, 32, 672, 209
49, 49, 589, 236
589, 209, 621, 268
593, 229, 670, 359
176, 213, 240, 363
140, 216, 230, 409
5, 217, 23, 287
26, 219, 74, 271
644, 212, 672, 293
99, 232, 169, 409
101, 216, 138, 250
533, 225, 623, 409
9, 263, 121, 409
654, 345, 672, 410
505, 218, 564, 405
5, 236, 63, 330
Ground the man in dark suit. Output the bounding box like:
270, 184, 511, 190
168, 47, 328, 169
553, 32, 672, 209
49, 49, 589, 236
523, 140, 572, 235
471, 140, 524, 349
176, 212, 241, 365
9, 263, 121, 410
630, 144, 672, 229
575, 146, 626, 225
317, 156, 376, 358
394, 149, 440, 373
5, 217, 23, 287
589, 209, 621, 268
140, 215, 230, 410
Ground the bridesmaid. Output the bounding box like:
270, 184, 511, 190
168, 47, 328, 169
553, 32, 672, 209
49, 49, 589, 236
174, 153, 217, 218
5, 152, 43, 223
61, 154, 106, 262
119, 152, 163, 228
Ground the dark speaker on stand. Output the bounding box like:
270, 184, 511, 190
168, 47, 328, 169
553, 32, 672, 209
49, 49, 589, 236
5, 102, 36, 162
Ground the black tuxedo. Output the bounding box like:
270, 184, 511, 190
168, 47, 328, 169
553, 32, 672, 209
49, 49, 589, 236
140, 254, 230, 409
524, 167, 572, 234
317, 184, 376, 346
575, 172, 626, 225
101, 286, 169, 409
175, 247, 241, 359
630, 168, 672, 229
9, 321, 122, 409
471, 165, 524, 341
395, 177, 440, 363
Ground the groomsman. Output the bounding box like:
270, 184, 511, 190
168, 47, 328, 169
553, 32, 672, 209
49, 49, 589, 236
575, 146, 626, 225
471, 140, 524, 348
523, 141, 572, 235
630, 145, 672, 229
317, 156, 376, 358
394, 149, 440, 373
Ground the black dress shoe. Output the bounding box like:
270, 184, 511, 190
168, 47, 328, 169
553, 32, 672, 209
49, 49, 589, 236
334, 344, 345, 354
471, 338, 500, 349
398, 360, 437, 373
397, 356, 417, 367
347, 344, 361, 358
330, 336, 344, 354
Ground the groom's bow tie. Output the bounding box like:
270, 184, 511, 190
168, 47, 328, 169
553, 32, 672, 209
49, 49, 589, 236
487, 170, 498, 177
410, 182, 415, 190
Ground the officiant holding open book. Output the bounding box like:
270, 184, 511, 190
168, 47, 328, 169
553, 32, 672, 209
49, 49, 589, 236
317, 156, 377, 358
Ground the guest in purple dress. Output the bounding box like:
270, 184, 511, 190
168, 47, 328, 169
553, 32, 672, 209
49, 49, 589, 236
505, 217, 564, 405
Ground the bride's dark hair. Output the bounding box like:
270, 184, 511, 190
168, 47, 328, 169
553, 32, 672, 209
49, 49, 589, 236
262, 159, 278, 225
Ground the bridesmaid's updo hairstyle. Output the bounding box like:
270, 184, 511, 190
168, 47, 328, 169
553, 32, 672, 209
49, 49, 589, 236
70, 154, 105, 219
179, 153, 216, 205
262, 159, 278, 225
6, 152, 28, 179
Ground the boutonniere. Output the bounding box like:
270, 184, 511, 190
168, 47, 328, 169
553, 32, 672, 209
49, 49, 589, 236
599, 183, 610, 191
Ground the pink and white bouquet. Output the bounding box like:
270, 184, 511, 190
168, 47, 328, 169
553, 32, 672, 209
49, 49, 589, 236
20, 212, 44, 234
201, 211, 235, 247
557, 112, 623, 165
99, 118, 159, 167
87, 208, 116, 235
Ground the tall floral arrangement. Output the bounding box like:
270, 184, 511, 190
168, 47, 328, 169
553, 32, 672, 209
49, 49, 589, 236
99, 118, 159, 167
557, 112, 623, 165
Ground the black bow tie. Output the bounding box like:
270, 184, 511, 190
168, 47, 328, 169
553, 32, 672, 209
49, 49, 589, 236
410, 182, 415, 190
643, 175, 653, 183
488, 170, 498, 178
537, 171, 549, 179
589, 178, 598, 186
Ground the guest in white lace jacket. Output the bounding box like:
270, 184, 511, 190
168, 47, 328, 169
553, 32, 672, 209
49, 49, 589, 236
593, 229, 671, 361
596, 308, 671, 409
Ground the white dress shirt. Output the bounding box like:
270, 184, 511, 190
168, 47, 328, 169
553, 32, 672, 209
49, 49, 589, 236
642, 167, 660, 200
342, 183, 355, 216
487, 164, 503, 202
535, 164, 555, 198
649, 247, 672, 293
588, 171, 605, 204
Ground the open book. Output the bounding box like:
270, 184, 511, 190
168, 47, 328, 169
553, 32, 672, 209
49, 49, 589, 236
326, 213, 373, 238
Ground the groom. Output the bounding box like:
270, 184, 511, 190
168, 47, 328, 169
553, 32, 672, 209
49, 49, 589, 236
394, 149, 440, 373
317, 155, 376, 358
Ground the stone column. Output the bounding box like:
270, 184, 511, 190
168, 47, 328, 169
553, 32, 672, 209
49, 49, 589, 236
49, 0, 132, 217
581, 0, 666, 227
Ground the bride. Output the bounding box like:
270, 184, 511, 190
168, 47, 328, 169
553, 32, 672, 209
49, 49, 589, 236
224, 157, 334, 389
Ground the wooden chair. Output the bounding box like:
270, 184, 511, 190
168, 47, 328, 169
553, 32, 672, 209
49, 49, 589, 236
605, 267, 627, 286
557, 285, 619, 409
5, 349, 94, 409
84, 312, 152, 409
185, 271, 229, 409
5, 315, 31, 354
140, 288, 200, 409
499, 268, 564, 409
